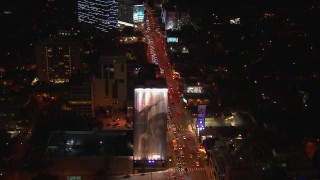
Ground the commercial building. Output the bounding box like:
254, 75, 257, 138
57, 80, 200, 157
77, 0, 119, 32
45, 130, 133, 178
181, 83, 211, 113
207, 138, 261, 180
92, 56, 127, 113
66, 75, 93, 118
35, 38, 83, 84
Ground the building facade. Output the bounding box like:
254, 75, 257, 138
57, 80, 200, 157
35, 38, 83, 83
133, 87, 168, 161
66, 77, 93, 118
207, 139, 261, 180
78, 0, 119, 32
92, 56, 127, 112
118, 0, 134, 24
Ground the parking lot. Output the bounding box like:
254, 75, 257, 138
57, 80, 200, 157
96, 111, 133, 130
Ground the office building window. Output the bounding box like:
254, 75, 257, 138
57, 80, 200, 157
95, 64, 102, 78
112, 80, 118, 98
105, 79, 109, 97
121, 64, 124, 72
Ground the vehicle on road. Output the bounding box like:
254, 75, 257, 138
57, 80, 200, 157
195, 161, 200, 167
173, 139, 178, 150
180, 150, 184, 158
197, 152, 201, 158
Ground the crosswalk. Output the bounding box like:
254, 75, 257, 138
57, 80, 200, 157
186, 167, 205, 172
176, 127, 189, 132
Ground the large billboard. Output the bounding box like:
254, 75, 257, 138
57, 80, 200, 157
196, 105, 206, 130
134, 88, 168, 161
165, 11, 178, 30
133, 5, 145, 23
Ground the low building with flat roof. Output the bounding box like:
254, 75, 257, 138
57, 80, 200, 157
208, 139, 261, 180
45, 130, 133, 178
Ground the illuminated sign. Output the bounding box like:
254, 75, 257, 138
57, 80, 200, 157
133, 5, 145, 23
182, 98, 187, 104
196, 105, 206, 131
185, 86, 203, 94
230, 18, 240, 24
133, 88, 168, 161
196, 117, 205, 129
167, 37, 178, 43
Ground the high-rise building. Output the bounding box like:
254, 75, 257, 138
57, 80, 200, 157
118, 0, 134, 24
35, 38, 83, 83
117, 0, 144, 28
92, 56, 127, 112
77, 0, 119, 32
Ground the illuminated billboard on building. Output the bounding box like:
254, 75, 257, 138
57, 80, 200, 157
165, 11, 178, 30
185, 86, 204, 94
196, 105, 206, 130
134, 88, 168, 161
133, 5, 145, 23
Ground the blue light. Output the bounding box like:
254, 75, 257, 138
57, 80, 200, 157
78, 0, 119, 32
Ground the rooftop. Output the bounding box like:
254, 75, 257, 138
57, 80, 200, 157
46, 130, 133, 158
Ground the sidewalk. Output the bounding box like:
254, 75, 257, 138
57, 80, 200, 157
204, 163, 215, 180
108, 168, 176, 180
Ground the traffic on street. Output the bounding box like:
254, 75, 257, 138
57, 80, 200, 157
143, 7, 211, 180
